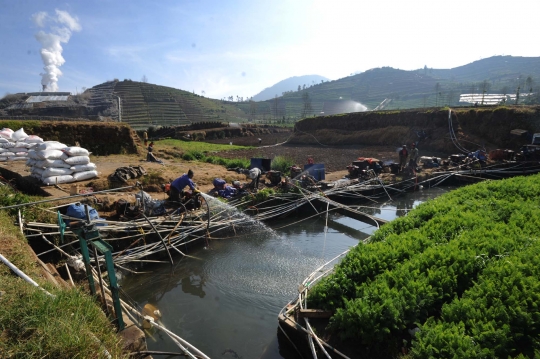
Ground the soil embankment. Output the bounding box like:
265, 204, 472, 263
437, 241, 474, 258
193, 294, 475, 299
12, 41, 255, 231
0, 120, 141, 156
292, 106, 540, 153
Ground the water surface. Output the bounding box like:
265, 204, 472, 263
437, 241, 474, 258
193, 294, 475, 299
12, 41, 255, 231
120, 186, 452, 358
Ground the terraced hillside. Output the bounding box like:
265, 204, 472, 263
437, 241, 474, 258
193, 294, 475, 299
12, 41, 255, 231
109, 80, 249, 129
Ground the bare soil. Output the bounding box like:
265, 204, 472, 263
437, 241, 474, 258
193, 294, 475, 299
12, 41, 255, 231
2, 131, 447, 200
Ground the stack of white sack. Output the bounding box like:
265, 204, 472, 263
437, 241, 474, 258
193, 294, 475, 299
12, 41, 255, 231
26, 141, 99, 185
0, 128, 43, 162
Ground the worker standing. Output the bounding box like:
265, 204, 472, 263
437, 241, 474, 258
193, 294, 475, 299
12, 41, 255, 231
143, 131, 148, 146
410, 143, 419, 166
398, 145, 408, 173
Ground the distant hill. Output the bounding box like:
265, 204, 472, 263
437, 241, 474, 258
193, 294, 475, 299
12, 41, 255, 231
252, 75, 330, 101
235, 55, 540, 118
3, 56, 540, 127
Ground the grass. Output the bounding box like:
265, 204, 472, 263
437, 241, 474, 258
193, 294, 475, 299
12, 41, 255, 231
157, 138, 250, 152
0, 186, 125, 358
270, 155, 295, 174
156, 139, 251, 169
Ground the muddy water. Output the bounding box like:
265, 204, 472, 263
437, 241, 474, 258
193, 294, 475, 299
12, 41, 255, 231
119, 186, 453, 358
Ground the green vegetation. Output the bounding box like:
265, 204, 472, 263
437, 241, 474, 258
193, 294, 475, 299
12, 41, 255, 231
157, 139, 251, 169
308, 174, 540, 358
270, 156, 295, 174
0, 185, 54, 223
0, 190, 124, 358
158, 138, 248, 152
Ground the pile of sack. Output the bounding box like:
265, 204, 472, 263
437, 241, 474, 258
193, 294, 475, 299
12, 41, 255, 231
0, 127, 102, 185
0, 128, 42, 162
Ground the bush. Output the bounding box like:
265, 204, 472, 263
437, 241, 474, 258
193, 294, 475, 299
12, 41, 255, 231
271, 156, 295, 174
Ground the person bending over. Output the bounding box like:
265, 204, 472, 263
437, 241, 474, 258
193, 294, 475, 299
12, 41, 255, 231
169, 169, 199, 202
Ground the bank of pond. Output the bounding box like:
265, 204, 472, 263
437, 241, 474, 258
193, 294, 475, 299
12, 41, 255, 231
284, 173, 540, 359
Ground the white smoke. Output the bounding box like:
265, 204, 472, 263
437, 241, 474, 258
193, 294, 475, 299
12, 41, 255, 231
32, 10, 81, 92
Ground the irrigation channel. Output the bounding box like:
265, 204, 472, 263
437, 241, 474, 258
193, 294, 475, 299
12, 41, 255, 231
119, 186, 454, 359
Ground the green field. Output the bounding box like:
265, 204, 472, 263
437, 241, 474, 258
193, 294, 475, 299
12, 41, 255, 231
308, 174, 540, 358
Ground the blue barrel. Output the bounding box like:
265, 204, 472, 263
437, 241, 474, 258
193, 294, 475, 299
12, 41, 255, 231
304, 163, 325, 181
250, 158, 271, 171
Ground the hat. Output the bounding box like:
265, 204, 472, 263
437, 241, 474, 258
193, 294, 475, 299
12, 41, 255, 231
403, 145, 407, 148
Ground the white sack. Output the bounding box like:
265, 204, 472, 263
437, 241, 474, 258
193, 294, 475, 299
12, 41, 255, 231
71, 163, 97, 172
36, 141, 67, 151
35, 159, 71, 168
64, 156, 90, 165
8, 156, 27, 161
27, 150, 40, 160
42, 167, 73, 177
31, 167, 45, 176
62, 146, 89, 157
42, 175, 74, 185
11, 128, 28, 141
37, 149, 68, 160
0, 130, 12, 140
24, 135, 44, 143
72, 170, 98, 181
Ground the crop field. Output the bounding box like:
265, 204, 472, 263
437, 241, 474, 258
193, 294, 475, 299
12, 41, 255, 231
308, 174, 540, 358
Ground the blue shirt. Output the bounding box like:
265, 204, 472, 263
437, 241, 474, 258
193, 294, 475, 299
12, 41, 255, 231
171, 174, 196, 191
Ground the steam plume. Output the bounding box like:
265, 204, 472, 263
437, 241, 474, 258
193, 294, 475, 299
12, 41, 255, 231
32, 10, 81, 92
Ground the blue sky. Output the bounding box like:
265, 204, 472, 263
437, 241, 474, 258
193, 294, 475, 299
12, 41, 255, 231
1, 0, 539, 100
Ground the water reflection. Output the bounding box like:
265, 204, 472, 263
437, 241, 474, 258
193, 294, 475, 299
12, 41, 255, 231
181, 272, 206, 298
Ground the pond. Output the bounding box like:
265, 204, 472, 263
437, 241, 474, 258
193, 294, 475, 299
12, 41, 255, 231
119, 186, 454, 359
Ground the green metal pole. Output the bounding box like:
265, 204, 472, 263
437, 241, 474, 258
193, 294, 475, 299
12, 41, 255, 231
77, 235, 96, 295
104, 249, 124, 331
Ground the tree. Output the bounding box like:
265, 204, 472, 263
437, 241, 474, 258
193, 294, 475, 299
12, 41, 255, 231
435, 82, 440, 106
141, 75, 148, 83
272, 95, 279, 119
301, 92, 312, 118
298, 85, 301, 92
481, 80, 490, 105
249, 100, 258, 120
201, 90, 205, 96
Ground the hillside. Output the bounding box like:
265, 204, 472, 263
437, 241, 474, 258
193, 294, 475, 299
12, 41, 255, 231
235, 56, 540, 119
0, 80, 252, 130
251, 74, 329, 101
2, 56, 540, 129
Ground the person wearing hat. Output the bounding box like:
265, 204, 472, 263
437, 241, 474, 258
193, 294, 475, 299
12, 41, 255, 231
410, 142, 419, 167
398, 145, 409, 172
169, 169, 199, 202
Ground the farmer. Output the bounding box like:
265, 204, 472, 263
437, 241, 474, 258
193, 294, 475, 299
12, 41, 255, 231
249, 167, 262, 189
169, 169, 199, 202
143, 131, 148, 146
398, 145, 408, 172
409, 142, 419, 166
146, 142, 163, 164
